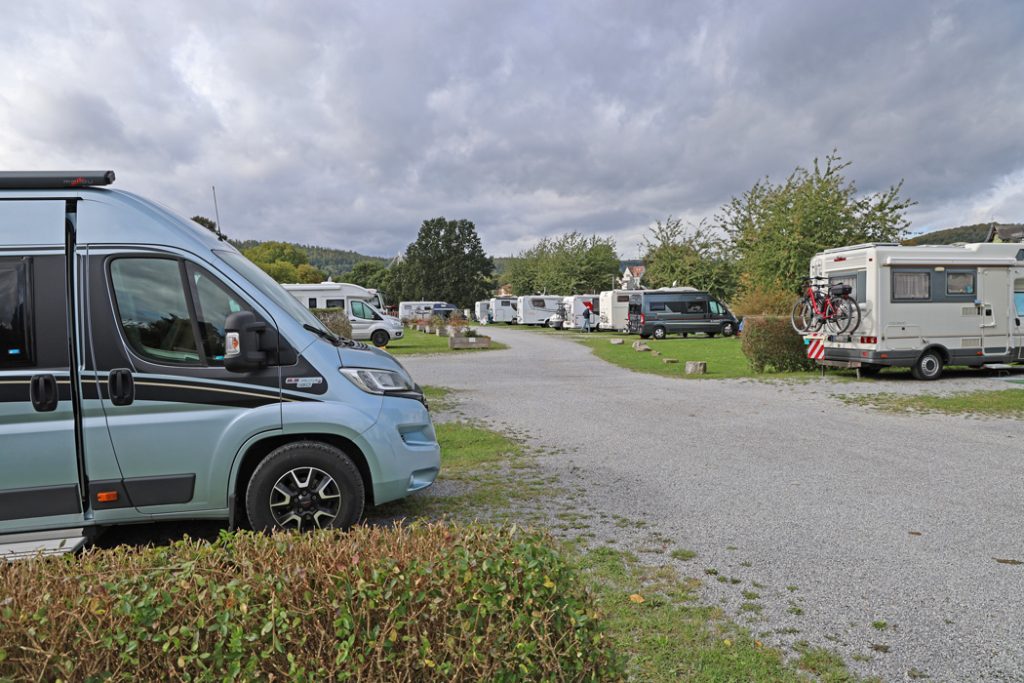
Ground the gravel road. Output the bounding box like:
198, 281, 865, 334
403, 326, 1024, 683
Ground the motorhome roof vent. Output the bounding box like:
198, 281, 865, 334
0, 171, 115, 189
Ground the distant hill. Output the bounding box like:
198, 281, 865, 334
903, 222, 1015, 245
230, 240, 387, 277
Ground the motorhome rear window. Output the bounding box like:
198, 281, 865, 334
829, 275, 858, 301
501, 300, 511, 306
946, 272, 975, 296
617, 295, 629, 303
892, 271, 930, 301
0, 259, 32, 368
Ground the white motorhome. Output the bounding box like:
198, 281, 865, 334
398, 301, 445, 321
562, 295, 601, 330
489, 296, 518, 323
474, 300, 491, 322
810, 242, 1024, 379
598, 289, 643, 332
283, 281, 385, 312
515, 295, 564, 325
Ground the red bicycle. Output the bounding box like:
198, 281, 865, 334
790, 277, 860, 335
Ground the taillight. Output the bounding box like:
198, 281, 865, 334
640, 313, 645, 325
860, 336, 877, 344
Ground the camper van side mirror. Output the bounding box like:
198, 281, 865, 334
224, 311, 268, 372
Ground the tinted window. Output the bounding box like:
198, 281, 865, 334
190, 265, 248, 364
709, 301, 722, 315
307, 298, 316, 308
1016, 288, 1024, 316
686, 301, 706, 314
649, 302, 666, 311
0, 259, 31, 368
325, 299, 345, 309
617, 295, 629, 303
501, 300, 511, 307
531, 298, 545, 308
110, 259, 200, 364
946, 271, 975, 296
893, 271, 930, 300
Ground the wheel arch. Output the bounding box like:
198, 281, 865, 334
230, 432, 374, 527
920, 344, 950, 364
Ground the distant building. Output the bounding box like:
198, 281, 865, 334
620, 264, 645, 289
984, 223, 1024, 243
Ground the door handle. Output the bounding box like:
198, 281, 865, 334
29, 374, 59, 412
108, 368, 135, 407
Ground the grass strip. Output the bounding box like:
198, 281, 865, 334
385, 329, 508, 355
842, 388, 1024, 417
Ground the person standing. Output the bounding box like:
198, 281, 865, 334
581, 304, 591, 332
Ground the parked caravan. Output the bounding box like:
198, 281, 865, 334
474, 300, 491, 322
283, 282, 401, 347
0, 172, 439, 556
283, 281, 385, 312
489, 296, 518, 324
631, 288, 738, 339
598, 289, 643, 332
515, 295, 564, 325
810, 242, 1024, 379
562, 295, 601, 331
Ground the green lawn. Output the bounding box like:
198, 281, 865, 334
843, 388, 1024, 417
384, 328, 509, 355
577, 334, 815, 380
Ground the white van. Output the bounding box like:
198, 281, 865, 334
283, 281, 385, 311
283, 282, 401, 347
562, 295, 600, 330
811, 241, 1024, 379
398, 301, 445, 321
515, 295, 564, 326
489, 296, 518, 323
474, 300, 491, 322
598, 289, 642, 332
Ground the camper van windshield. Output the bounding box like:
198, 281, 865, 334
216, 250, 332, 336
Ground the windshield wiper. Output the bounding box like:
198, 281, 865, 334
303, 323, 342, 345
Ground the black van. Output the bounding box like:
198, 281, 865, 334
629, 289, 738, 339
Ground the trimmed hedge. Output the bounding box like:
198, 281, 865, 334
740, 315, 816, 373
312, 307, 354, 339
0, 525, 623, 682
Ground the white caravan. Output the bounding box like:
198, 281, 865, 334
474, 300, 491, 322
398, 301, 445, 321
489, 296, 518, 323
283, 281, 385, 312
516, 295, 564, 325
562, 295, 601, 330
598, 289, 643, 332
810, 242, 1024, 379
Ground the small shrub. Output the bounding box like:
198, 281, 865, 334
740, 315, 815, 373
729, 287, 793, 317
0, 524, 624, 682
311, 307, 353, 339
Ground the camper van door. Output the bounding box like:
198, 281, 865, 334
979, 268, 1012, 353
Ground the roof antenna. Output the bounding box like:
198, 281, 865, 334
211, 185, 226, 241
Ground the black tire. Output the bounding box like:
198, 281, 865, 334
246, 441, 364, 532
721, 321, 736, 337
911, 350, 944, 381
652, 326, 667, 340
370, 330, 390, 347
681, 332, 688, 338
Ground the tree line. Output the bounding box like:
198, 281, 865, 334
195, 151, 915, 313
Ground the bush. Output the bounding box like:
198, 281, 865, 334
729, 287, 793, 317
0, 524, 623, 682
740, 316, 815, 373
311, 307, 353, 339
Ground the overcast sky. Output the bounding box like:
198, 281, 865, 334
2, 1, 1022, 258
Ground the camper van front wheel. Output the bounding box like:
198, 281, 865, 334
911, 351, 944, 381
246, 441, 365, 532
371, 330, 390, 347
721, 322, 736, 337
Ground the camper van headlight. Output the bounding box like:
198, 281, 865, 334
340, 368, 414, 394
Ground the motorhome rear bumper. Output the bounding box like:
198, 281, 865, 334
824, 347, 918, 367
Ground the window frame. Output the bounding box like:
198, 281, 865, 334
185, 262, 254, 366
325, 298, 345, 310
0, 257, 34, 369
108, 255, 207, 367
945, 270, 976, 297
891, 269, 932, 302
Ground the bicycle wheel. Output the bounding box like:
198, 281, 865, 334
844, 298, 861, 335
790, 297, 815, 334
825, 297, 857, 335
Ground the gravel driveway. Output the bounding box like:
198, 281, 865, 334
402, 327, 1024, 683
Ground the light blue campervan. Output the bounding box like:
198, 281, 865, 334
0, 171, 439, 552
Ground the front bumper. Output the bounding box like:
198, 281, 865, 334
361, 395, 440, 505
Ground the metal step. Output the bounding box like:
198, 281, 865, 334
1, 528, 87, 561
